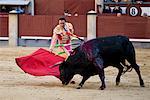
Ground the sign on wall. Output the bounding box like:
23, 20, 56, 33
126, 5, 142, 16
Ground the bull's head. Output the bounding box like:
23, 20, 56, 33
59, 46, 85, 85
59, 61, 74, 85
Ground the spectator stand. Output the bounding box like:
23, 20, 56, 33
97, 0, 150, 16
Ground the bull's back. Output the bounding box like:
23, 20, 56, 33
85, 35, 130, 52
83, 35, 135, 65
98, 35, 129, 47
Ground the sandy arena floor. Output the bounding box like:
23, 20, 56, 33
0, 47, 150, 100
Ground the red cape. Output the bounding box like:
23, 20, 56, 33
15, 48, 65, 78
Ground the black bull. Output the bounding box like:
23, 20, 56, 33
59, 35, 145, 90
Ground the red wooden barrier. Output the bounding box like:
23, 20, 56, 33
35, 0, 95, 15
97, 16, 150, 39
19, 15, 87, 37
0, 14, 8, 37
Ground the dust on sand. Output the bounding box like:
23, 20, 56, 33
0, 47, 150, 100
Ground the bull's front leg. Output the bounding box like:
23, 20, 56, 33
116, 64, 124, 86
77, 75, 90, 89
93, 57, 106, 90
98, 69, 105, 90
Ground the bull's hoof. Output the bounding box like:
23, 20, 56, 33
140, 80, 145, 87
76, 86, 81, 89
100, 87, 105, 90
140, 84, 145, 87
116, 82, 120, 86
100, 86, 106, 90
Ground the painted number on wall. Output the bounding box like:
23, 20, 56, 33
129, 7, 138, 16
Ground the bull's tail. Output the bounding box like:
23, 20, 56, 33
121, 59, 133, 75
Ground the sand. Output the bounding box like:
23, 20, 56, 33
0, 47, 150, 100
